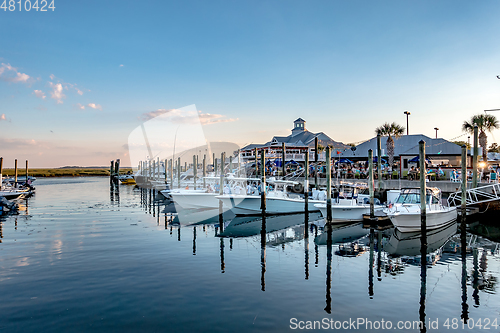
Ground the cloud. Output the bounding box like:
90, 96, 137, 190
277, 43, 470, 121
198, 112, 238, 125
87, 103, 102, 110
119, 64, 124, 67
0, 114, 6, 121
49, 74, 55, 80
33, 90, 46, 99
76, 103, 85, 110
139, 108, 237, 125
35, 105, 47, 111
49, 82, 65, 104
0, 63, 31, 83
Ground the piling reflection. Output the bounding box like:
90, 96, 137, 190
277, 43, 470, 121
324, 222, 333, 314
304, 213, 309, 280
369, 228, 374, 298
460, 216, 469, 323
260, 215, 266, 291
419, 222, 427, 333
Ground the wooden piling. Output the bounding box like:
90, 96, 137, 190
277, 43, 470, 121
368, 150, 374, 218
472, 125, 478, 188
214, 155, 218, 177
326, 147, 332, 223
177, 157, 181, 189
184, 162, 187, 174
461, 145, 467, 219
229, 156, 233, 175
203, 155, 206, 189
169, 159, 173, 189
193, 155, 197, 190
419, 140, 427, 233
261, 150, 266, 214
0, 157, 3, 190
219, 152, 225, 231
164, 159, 168, 183
152, 160, 155, 182
25, 160, 28, 185
304, 148, 309, 212
254, 148, 258, 176
377, 134, 382, 191
14, 159, 18, 188
314, 137, 318, 189
237, 149, 241, 177
110, 160, 114, 181
281, 142, 286, 178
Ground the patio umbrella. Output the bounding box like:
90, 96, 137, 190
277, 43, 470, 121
408, 156, 430, 163
372, 157, 387, 163
336, 158, 353, 164
274, 158, 282, 167
286, 160, 298, 165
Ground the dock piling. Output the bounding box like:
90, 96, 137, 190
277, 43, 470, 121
304, 148, 309, 212
0, 157, 3, 190
472, 125, 478, 188
461, 145, 467, 220
25, 160, 28, 185
261, 150, 266, 215
368, 150, 374, 218
326, 147, 332, 223
282, 142, 286, 178
314, 137, 318, 189
419, 140, 427, 234
193, 155, 197, 190
14, 159, 18, 188
177, 157, 181, 189
377, 134, 382, 191
203, 155, 206, 189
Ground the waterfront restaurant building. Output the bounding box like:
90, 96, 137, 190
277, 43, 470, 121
338, 134, 469, 176
240, 118, 348, 163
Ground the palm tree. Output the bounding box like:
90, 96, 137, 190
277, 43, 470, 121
375, 122, 405, 166
462, 114, 499, 162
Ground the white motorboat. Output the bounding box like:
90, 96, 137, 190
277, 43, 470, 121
216, 181, 322, 215
385, 188, 457, 232
314, 185, 384, 222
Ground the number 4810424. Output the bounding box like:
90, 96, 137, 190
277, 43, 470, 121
1, 0, 55, 11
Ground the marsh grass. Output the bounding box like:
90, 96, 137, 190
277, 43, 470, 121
1, 168, 134, 177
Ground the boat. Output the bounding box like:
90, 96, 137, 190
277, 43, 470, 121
0, 187, 32, 199
4, 175, 36, 185
313, 222, 369, 245
385, 188, 457, 232
118, 174, 136, 185
384, 220, 457, 256
314, 185, 384, 222
216, 180, 323, 215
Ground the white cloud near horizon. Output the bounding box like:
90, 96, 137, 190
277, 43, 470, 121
0, 114, 6, 121
0, 63, 31, 83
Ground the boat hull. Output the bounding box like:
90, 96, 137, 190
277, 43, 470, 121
314, 203, 384, 222
388, 207, 458, 232
170, 191, 221, 209
217, 195, 322, 215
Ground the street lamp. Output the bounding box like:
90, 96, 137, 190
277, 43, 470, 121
403, 111, 411, 135
434, 127, 439, 139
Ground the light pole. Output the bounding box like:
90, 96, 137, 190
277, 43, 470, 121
434, 127, 439, 139
404, 111, 411, 135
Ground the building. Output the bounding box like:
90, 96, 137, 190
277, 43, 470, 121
240, 118, 348, 162
339, 134, 469, 175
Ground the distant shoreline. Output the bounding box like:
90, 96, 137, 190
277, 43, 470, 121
1, 168, 134, 177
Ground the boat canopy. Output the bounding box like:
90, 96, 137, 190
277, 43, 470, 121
396, 188, 441, 205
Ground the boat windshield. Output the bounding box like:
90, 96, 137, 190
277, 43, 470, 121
396, 189, 440, 205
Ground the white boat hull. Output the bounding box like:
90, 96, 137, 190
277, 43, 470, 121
314, 203, 384, 222
388, 207, 457, 232
217, 195, 322, 215
170, 191, 221, 209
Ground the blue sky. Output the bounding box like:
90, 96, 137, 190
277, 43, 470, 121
1, 0, 500, 167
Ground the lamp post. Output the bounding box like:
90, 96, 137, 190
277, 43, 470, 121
434, 127, 439, 139
404, 111, 411, 135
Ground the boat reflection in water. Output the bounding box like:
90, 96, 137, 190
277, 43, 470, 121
170, 207, 235, 226
313, 222, 369, 247
385, 220, 458, 258
219, 212, 321, 238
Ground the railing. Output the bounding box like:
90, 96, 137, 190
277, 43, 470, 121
448, 182, 500, 207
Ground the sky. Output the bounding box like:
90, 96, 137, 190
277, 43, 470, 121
1, 0, 500, 167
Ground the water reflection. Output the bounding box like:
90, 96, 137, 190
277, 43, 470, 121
324, 222, 333, 314
260, 215, 266, 291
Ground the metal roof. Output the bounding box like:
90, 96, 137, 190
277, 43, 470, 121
339, 134, 462, 158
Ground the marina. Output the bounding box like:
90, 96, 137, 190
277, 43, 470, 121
4, 2, 500, 331
0, 177, 499, 332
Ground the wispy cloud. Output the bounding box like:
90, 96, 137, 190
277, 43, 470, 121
198, 112, 238, 125
119, 64, 124, 67
33, 89, 46, 99
87, 103, 102, 110
76, 103, 85, 110
0, 63, 31, 83
139, 108, 237, 125
0, 114, 6, 121
49, 82, 65, 104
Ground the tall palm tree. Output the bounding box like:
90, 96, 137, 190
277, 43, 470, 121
462, 114, 499, 162
375, 122, 405, 166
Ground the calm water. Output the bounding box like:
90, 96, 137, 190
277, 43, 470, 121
0, 177, 499, 332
